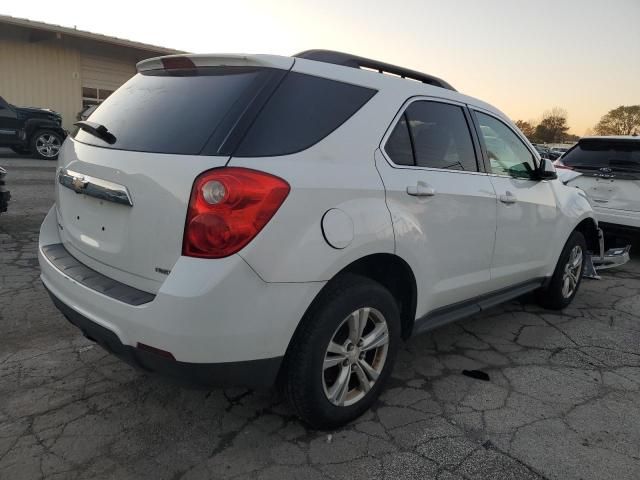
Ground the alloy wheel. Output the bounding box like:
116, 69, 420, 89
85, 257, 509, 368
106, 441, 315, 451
562, 245, 583, 298
322, 307, 389, 407
35, 134, 61, 158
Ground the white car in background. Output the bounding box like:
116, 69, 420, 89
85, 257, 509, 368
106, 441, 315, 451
556, 136, 640, 241
39, 50, 602, 428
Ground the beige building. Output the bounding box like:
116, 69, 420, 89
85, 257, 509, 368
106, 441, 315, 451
0, 15, 183, 130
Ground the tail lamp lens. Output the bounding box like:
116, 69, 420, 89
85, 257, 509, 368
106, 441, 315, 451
183, 168, 290, 258
554, 159, 573, 170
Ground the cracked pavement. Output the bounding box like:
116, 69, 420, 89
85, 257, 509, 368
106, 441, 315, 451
1, 151, 640, 479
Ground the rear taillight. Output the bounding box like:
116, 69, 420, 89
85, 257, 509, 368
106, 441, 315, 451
182, 168, 290, 258
554, 159, 573, 170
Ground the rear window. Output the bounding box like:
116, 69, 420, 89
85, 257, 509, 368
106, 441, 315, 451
234, 72, 376, 157
75, 68, 376, 157
562, 141, 640, 170
73, 67, 274, 155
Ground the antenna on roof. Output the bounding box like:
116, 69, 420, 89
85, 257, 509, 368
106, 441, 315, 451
293, 49, 456, 91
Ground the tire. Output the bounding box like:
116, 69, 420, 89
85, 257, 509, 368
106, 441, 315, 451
536, 231, 587, 310
30, 130, 63, 160
283, 273, 401, 429
10, 146, 31, 155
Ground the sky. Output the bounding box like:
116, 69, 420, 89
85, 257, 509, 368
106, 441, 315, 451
3, 0, 639, 134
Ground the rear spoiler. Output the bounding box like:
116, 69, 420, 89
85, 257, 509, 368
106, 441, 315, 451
137, 54, 294, 72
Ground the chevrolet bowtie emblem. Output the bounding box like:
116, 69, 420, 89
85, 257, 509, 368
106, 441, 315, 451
71, 176, 88, 193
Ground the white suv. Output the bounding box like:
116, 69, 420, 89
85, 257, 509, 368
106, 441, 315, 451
556, 136, 640, 239
38, 50, 601, 428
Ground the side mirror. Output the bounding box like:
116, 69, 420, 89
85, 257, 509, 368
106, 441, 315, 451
538, 158, 557, 180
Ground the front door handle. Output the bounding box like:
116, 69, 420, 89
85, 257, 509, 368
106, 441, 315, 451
407, 182, 436, 197
499, 191, 517, 204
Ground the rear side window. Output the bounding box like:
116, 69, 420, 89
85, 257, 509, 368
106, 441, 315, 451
562, 141, 640, 170
385, 114, 414, 166
407, 102, 477, 171
73, 67, 273, 155
384, 101, 478, 171
234, 73, 376, 157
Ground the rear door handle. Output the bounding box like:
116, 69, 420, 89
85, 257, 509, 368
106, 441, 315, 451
499, 191, 517, 204
407, 182, 436, 197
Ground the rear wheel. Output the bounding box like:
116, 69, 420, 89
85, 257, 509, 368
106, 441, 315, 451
284, 274, 400, 429
31, 130, 63, 160
537, 231, 586, 310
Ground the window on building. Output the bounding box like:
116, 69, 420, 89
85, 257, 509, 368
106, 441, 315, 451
82, 87, 114, 109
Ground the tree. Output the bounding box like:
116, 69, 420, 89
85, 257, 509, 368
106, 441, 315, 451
534, 107, 570, 143
515, 120, 536, 140
594, 105, 640, 136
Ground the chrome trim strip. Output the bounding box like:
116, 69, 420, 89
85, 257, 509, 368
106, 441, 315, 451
58, 168, 133, 206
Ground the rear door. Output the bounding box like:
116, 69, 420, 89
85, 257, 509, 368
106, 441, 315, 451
472, 110, 559, 287
559, 139, 640, 212
376, 99, 497, 315
56, 61, 291, 293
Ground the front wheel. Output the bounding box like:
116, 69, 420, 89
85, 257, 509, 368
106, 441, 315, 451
283, 274, 400, 429
30, 130, 63, 160
536, 231, 586, 310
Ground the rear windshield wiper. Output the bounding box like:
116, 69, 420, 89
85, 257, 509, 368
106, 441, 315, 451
74, 121, 116, 145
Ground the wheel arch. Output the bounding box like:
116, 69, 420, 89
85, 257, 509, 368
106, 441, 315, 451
288, 253, 418, 347
574, 216, 600, 254
24, 120, 66, 141
277, 252, 418, 390
334, 253, 418, 339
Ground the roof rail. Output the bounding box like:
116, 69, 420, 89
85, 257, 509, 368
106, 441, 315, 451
294, 49, 456, 91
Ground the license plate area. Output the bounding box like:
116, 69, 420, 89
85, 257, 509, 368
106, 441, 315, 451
58, 187, 131, 255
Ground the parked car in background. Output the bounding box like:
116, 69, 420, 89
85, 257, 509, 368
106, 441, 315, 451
0, 96, 66, 160
0, 166, 9, 215
556, 136, 640, 241
551, 147, 569, 157
533, 144, 552, 159
39, 50, 602, 428
533, 144, 561, 160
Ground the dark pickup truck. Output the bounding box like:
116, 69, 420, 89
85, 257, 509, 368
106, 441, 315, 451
0, 96, 66, 160
0, 166, 9, 214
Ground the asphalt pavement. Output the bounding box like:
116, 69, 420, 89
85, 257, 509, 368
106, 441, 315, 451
1, 149, 639, 479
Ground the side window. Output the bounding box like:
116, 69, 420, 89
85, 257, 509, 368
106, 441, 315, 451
475, 112, 537, 179
235, 72, 376, 157
384, 113, 414, 166
405, 101, 478, 171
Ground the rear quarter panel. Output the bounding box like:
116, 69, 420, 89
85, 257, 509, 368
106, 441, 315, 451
228, 86, 406, 283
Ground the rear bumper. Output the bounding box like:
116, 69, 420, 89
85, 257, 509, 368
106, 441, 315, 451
38, 206, 325, 384
47, 288, 282, 388
594, 206, 640, 230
